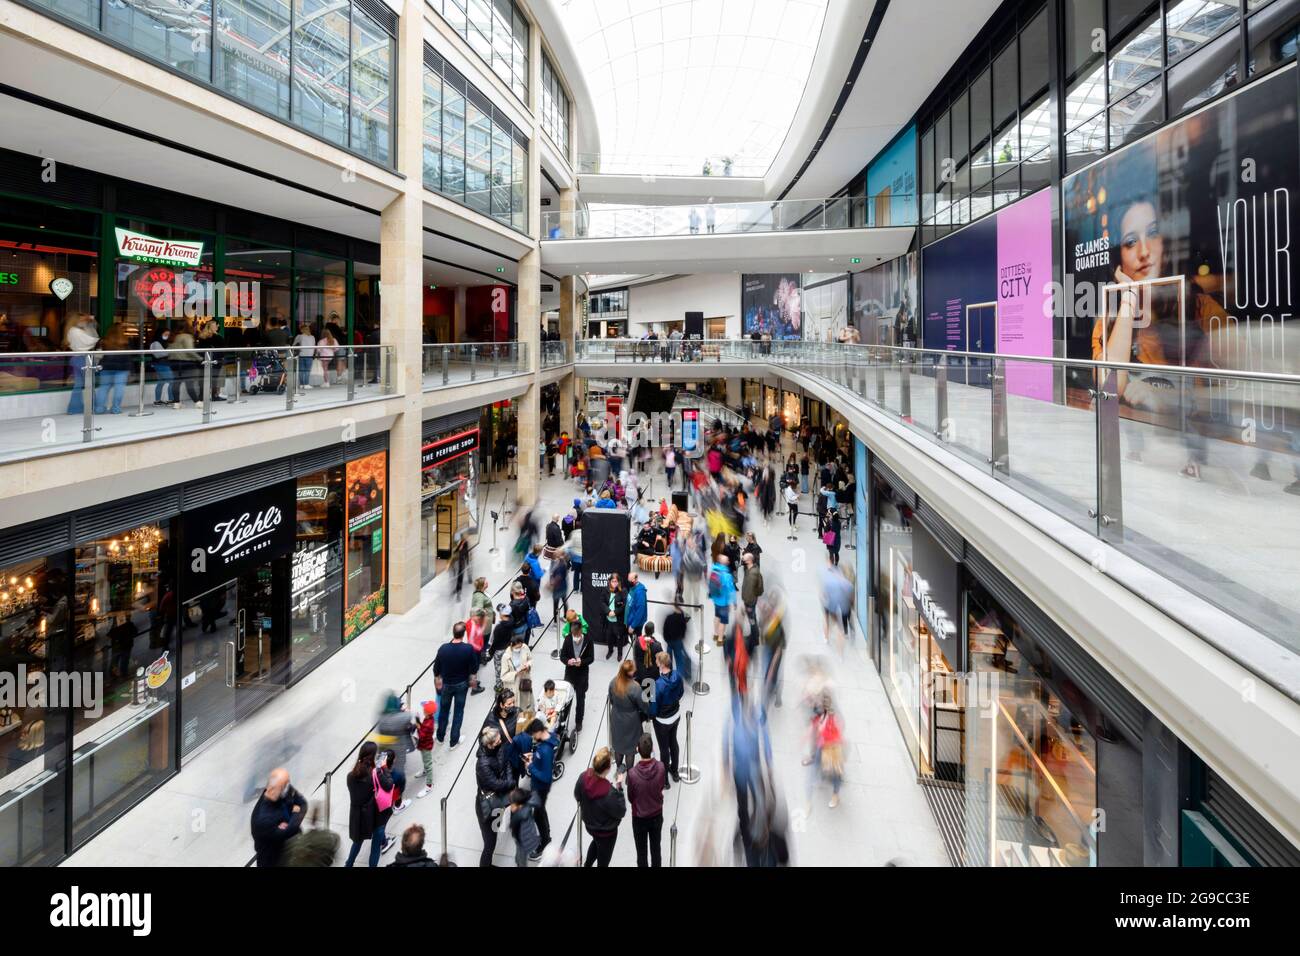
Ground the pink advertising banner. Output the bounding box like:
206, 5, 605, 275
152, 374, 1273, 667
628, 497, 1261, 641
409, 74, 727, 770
995, 188, 1053, 401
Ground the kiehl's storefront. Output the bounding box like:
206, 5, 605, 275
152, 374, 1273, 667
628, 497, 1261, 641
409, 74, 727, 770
0, 434, 387, 865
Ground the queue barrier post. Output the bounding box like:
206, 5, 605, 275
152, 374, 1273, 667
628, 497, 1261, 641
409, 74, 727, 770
678, 710, 701, 785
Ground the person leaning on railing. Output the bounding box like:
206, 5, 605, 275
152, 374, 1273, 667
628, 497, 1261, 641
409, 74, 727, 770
63, 313, 99, 416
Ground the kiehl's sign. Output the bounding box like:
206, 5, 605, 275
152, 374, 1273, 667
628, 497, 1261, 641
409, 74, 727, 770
182, 481, 297, 594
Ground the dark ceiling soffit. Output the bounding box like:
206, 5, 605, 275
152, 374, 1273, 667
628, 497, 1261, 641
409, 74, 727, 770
0, 81, 389, 218
776, 0, 891, 201
424, 226, 524, 265
423, 255, 518, 285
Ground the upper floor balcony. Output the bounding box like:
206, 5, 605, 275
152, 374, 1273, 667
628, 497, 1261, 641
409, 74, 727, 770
540, 196, 917, 275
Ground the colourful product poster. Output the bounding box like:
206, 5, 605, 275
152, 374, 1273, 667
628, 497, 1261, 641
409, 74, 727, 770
996, 188, 1054, 400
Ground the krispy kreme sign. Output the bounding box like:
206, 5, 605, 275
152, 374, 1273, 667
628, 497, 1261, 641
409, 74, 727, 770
115, 227, 205, 268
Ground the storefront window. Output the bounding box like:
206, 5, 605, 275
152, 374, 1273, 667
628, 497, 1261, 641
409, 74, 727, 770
875, 474, 920, 770
70, 523, 176, 846
224, 240, 291, 346
0, 198, 100, 396
215, 0, 292, 119
294, 252, 347, 357
350, 6, 394, 165
0, 553, 71, 866
293, 468, 344, 672
420, 428, 481, 584
965, 584, 1099, 867
112, 220, 215, 350
104, 0, 212, 81
344, 451, 387, 642
292, 0, 351, 149
353, 262, 381, 354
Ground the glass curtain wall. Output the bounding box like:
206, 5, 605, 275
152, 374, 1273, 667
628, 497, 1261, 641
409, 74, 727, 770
541, 52, 571, 158
421, 51, 530, 232
29, 0, 394, 166
427, 0, 529, 101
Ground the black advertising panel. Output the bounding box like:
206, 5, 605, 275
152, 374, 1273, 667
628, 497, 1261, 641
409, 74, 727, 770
422, 427, 479, 470
1062, 68, 1300, 430
580, 507, 630, 645
910, 517, 962, 672
182, 481, 297, 596
684, 311, 704, 339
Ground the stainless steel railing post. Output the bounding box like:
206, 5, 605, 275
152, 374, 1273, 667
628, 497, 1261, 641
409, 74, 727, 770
81, 354, 98, 443
201, 352, 214, 424
129, 355, 153, 418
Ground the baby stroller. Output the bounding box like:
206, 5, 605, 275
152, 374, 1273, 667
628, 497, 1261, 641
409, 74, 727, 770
541, 682, 579, 780
245, 350, 287, 394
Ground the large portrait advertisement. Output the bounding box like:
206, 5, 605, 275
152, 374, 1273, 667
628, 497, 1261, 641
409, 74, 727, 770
802, 275, 849, 343
1062, 67, 1300, 431
920, 189, 1054, 399
852, 247, 918, 347
867, 124, 918, 226
742, 274, 803, 339
344, 450, 388, 642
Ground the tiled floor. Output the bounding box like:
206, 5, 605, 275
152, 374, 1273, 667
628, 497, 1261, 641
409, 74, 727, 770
64, 450, 948, 867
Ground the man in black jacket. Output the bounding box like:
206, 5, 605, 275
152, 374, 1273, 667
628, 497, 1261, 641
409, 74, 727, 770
662, 604, 692, 683
559, 609, 594, 732
490, 605, 515, 692
474, 727, 515, 867
250, 768, 307, 867
434, 622, 479, 749
387, 823, 440, 867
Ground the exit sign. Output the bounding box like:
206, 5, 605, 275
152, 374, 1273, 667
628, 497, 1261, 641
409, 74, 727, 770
850, 257, 861, 264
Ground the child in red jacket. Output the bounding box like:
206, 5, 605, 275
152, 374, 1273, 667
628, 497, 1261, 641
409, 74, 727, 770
416, 700, 438, 799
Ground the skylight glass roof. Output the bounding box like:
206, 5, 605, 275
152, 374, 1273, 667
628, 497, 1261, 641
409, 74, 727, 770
558, 0, 829, 176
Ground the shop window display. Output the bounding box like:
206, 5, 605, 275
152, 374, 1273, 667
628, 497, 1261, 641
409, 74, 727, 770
420, 428, 481, 585
0, 553, 71, 866
965, 585, 1099, 867
874, 474, 921, 770
293, 468, 344, 672
0, 211, 100, 396
70, 523, 175, 846
344, 451, 387, 642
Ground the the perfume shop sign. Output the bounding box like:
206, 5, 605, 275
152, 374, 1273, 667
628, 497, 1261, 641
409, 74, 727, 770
183, 481, 297, 595
422, 428, 479, 471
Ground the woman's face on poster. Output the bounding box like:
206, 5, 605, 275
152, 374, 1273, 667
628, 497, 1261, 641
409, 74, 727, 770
1118, 201, 1163, 282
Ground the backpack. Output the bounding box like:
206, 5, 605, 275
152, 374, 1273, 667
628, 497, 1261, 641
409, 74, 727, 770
372, 766, 395, 813
707, 569, 723, 600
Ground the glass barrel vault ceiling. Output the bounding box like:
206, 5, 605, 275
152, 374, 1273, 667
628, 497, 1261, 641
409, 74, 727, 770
558, 0, 829, 175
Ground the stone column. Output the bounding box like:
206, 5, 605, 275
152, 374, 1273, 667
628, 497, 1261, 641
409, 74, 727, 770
453, 286, 466, 341
513, 22, 544, 508
379, 0, 427, 615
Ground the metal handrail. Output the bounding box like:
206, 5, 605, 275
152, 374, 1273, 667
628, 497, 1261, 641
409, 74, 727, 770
571, 338, 1300, 385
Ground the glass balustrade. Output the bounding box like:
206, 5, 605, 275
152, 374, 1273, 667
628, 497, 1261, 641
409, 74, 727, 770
0, 345, 394, 463
542, 193, 912, 239
572, 337, 1300, 656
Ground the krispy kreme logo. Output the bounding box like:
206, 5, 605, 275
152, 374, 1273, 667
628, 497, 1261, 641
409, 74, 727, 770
115, 228, 205, 268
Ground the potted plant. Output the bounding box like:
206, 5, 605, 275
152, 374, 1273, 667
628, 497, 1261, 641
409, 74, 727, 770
723, 156, 734, 176
702, 159, 713, 176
